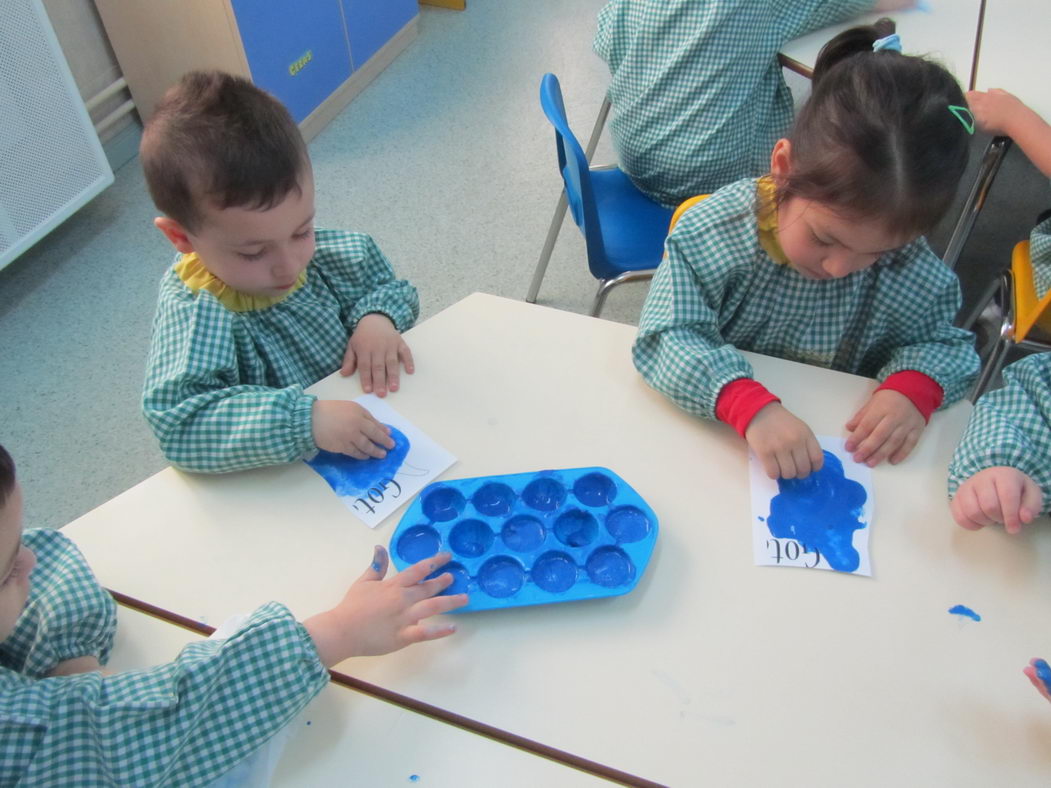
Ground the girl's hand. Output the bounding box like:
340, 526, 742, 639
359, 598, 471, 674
845, 390, 924, 467
312, 400, 394, 459
950, 466, 1042, 534
304, 547, 468, 667
745, 403, 824, 480
341, 313, 415, 398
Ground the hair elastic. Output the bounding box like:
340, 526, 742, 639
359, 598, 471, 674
872, 34, 902, 52
948, 105, 976, 135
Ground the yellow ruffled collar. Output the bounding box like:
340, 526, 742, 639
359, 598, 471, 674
756, 176, 790, 266
174, 253, 307, 312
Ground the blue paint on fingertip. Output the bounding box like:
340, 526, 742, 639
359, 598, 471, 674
766, 451, 867, 572
1033, 658, 1051, 689
948, 604, 981, 622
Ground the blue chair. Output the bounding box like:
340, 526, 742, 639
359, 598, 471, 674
525, 74, 673, 317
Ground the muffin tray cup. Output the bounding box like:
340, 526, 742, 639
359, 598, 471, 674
389, 467, 659, 612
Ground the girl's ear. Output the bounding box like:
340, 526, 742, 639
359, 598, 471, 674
154, 217, 196, 254
769, 138, 793, 185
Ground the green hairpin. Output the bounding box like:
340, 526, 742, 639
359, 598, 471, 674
948, 105, 975, 135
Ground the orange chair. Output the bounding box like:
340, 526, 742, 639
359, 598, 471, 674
967, 240, 1051, 399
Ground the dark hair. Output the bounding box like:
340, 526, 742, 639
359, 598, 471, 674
0, 444, 14, 509
780, 19, 970, 238
140, 71, 309, 232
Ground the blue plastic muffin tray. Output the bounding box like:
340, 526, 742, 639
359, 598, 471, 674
389, 467, 659, 612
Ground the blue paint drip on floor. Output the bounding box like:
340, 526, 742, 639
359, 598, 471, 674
306, 425, 410, 497
766, 451, 867, 572
948, 604, 981, 622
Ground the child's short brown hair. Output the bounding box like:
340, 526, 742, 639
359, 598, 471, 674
140, 71, 309, 232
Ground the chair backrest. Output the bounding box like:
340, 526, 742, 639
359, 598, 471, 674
668, 194, 710, 235
1011, 240, 1051, 338
539, 73, 607, 266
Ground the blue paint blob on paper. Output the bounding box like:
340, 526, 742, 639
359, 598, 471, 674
306, 425, 410, 497
1034, 659, 1051, 691
766, 451, 867, 573
948, 604, 981, 622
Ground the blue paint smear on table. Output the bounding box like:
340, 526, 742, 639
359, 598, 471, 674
306, 426, 410, 497
1034, 659, 1051, 692
408, 776, 420, 783
766, 451, 867, 573
948, 604, 981, 622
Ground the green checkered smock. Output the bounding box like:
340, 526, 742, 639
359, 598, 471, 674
143, 229, 419, 474
594, 0, 873, 208
0, 529, 329, 785
633, 178, 979, 421
948, 353, 1051, 511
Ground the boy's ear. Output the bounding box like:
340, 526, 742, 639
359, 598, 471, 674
154, 217, 196, 254
769, 138, 793, 184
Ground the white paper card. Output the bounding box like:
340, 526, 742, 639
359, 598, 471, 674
306, 395, 456, 529
749, 436, 874, 576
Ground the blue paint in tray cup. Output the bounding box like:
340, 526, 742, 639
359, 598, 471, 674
389, 467, 659, 612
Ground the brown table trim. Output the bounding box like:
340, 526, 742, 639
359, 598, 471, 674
109, 589, 667, 788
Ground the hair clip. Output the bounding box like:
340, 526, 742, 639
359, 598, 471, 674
948, 105, 976, 135
872, 34, 902, 53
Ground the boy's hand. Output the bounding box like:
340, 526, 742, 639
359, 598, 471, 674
312, 399, 395, 459
965, 88, 1024, 136
341, 313, 415, 398
845, 389, 925, 467
304, 547, 468, 667
950, 466, 1042, 534
745, 402, 824, 480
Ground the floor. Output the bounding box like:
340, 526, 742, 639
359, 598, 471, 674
0, 2, 1046, 531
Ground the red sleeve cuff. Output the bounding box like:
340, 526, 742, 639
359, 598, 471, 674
876, 370, 944, 422
715, 378, 780, 437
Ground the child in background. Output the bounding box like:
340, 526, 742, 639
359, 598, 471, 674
633, 20, 979, 480
142, 71, 418, 474
947, 352, 1050, 533
0, 443, 466, 784
593, 0, 919, 209
947, 91, 1051, 535
966, 88, 1051, 296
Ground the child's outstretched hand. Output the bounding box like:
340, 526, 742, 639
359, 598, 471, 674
304, 547, 468, 667
745, 402, 824, 479
1023, 658, 1051, 704
845, 390, 925, 467
950, 466, 1042, 534
312, 399, 395, 459
341, 313, 415, 398
966, 88, 1025, 136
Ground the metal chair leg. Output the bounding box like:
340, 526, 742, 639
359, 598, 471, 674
527, 96, 612, 305
957, 277, 1002, 330
526, 190, 568, 304
971, 336, 1012, 401
942, 136, 1012, 270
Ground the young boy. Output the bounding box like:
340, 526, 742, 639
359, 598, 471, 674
141, 71, 418, 473
0, 443, 466, 784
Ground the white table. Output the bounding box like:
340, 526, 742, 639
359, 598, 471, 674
973, 0, 1048, 118
66, 294, 1051, 786
779, 0, 984, 86
107, 605, 611, 787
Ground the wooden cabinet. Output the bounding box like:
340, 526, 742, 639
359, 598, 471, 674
94, 0, 418, 141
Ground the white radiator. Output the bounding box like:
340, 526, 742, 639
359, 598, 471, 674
0, 0, 114, 272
